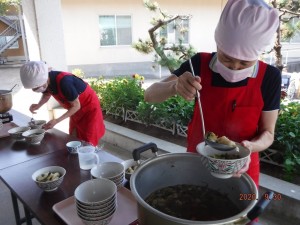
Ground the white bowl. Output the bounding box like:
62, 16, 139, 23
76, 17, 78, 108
28, 120, 46, 129
90, 162, 124, 180
122, 159, 140, 180
76, 199, 116, 214
8, 126, 31, 140
197, 142, 250, 179
77, 203, 116, 218
75, 178, 117, 206
75, 195, 116, 210
66, 141, 82, 154
32, 166, 66, 192
22, 129, 45, 144
78, 208, 116, 225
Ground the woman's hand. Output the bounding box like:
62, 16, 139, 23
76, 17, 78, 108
29, 104, 41, 114
232, 140, 252, 177
175, 72, 202, 101
233, 155, 251, 178
43, 119, 58, 130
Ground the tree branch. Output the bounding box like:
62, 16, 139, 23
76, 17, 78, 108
148, 15, 191, 72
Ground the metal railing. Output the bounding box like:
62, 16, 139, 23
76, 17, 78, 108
0, 20, 21, 54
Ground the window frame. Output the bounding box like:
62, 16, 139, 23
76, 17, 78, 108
99, 14, 133, 47
159, 18, 190, 45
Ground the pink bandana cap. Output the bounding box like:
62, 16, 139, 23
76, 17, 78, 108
215, 0, 279, 61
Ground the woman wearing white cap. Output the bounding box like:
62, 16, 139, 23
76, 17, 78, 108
144, 0, 280, 186
20, 61, 105, 146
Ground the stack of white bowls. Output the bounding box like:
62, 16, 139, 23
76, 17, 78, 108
91, 162, 124, 189
75, 179, 117, 225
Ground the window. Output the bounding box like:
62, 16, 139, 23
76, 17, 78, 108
160, 18, 189, 44
287, 18, 300, 43
99, 15, 132, 46
0, 36, 19, 49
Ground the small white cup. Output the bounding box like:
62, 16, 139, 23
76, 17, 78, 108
66, 141, 82, 154
78, 146, 99, 170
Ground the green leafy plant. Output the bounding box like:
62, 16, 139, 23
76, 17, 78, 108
274, 100, 300, 180
0, 0, 20, 15
136, 95, 194, 126
89, 76, 144, 113
136, 100, 172, 126
163, 95, 194, 126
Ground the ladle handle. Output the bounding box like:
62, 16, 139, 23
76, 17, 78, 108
10, 84, 18, 92
189, 59, 206, 140
247, 191, 274, 221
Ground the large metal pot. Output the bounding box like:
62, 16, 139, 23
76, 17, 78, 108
130, 143, 273, 225
0, 90, 13, 114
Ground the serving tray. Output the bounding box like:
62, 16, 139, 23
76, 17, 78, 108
52, 187, 138, 225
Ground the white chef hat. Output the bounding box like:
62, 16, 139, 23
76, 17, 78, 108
20, 61, 49, 89
215, 0, 279, 61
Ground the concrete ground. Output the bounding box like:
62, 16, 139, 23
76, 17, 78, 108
1, 65, 299, 225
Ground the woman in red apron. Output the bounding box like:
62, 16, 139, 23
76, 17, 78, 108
20, 62, 105, 146
144, 0, 281, 187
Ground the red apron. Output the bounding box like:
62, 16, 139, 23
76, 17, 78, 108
51, 72, 105, 146
187, 53, 267, 186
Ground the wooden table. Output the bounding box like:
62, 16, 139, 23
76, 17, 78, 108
0, 149, 130, 225
0, 128, 77, 171
0, 109, 78, 171
0, 110, 136, 225
0, 110, 80, 225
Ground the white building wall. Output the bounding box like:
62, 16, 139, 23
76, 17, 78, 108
61, 0, 223, 66
34, 0, 67, 71
21, 0, 41, 61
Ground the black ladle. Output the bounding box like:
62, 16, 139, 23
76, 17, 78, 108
188, 59, 236, 152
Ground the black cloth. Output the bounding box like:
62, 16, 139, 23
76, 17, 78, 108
47, 71, 87, 102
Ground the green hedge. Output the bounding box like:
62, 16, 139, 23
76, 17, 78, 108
88, 76, 194, 127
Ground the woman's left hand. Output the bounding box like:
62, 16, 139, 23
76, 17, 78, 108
43, 119, 58, 130
232, 140, 252, 177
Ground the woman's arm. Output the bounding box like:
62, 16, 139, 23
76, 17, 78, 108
242, 110, 279, 152
235, 110, 278, 176
144, 75, 178, 103
29, 93, 52, 113
43, 97, 81, 129
144, 73, 201, 103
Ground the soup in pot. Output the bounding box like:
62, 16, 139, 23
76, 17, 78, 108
145, 184, 240, 221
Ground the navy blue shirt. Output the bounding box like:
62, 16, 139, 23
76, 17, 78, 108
47, 71, 87, 101
173, 53, 282, 111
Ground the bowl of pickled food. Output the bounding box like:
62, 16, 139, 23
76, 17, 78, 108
122, 159, 140, 180
197, 142, 250, 179
32, 166, 66, 191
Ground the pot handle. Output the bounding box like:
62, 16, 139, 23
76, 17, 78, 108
246, 191, 274, 221
132, 142, 159, 162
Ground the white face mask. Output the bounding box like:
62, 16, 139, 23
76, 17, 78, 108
33, 84, 47, 93
215, 58, 256, 83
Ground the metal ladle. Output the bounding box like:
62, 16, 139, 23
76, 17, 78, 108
188, 59, 235, 151
10, 84, 18, 92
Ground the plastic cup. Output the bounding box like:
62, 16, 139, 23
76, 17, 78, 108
78, 146, 99, 170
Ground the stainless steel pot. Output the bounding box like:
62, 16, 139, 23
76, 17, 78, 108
0, 90, 12, 114
130, 143, 273, 225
